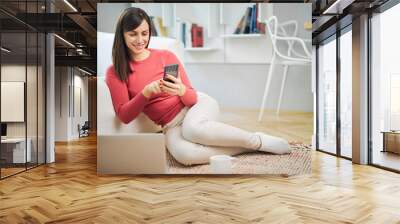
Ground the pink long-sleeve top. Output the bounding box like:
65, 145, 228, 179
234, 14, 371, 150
105, 49, 197, 126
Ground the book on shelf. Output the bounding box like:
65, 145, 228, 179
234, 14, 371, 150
157, 17, 168, 36
258, 22, 266, 34
150, 16, 167, 37
233, 15, 245, 34
191, 24, 204, 48
242, 7, 252, 34
233, 4, 265, 35
251, 4, 258, 33
182, 22, 186, 47
177, 19, 205, 48
249, 5, 255, 33
176, 18, 189, 48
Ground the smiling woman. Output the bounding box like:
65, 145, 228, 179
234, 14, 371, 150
112, 7, 153, 82
104, 7, 292, 170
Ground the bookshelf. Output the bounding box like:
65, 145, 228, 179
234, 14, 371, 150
131, 3, 297, 64
174, 3, 220, 51
219, 3, 272, 34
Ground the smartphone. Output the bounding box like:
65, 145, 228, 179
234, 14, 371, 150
163, 64, 179, 82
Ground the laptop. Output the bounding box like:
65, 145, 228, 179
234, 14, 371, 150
97, 133, 167, 174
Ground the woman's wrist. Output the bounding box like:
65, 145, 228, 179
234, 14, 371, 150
178, 84, 186, 96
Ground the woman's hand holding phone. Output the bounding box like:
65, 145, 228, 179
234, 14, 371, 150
142, 79, 163, 99
161, 73, 186, 96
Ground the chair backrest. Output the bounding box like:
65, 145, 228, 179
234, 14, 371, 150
266, 16, 296, 56
265, 16, 311, 63
97, 32, 185, 135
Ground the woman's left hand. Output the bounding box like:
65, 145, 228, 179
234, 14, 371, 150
161, 74, 186, 96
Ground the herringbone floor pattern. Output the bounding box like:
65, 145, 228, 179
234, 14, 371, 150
1, 110, 400, 223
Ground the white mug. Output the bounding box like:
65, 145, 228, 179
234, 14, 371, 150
209, 155, 237, 174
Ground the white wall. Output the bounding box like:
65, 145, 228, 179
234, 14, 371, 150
1, 64, 46, 164
273, 4, 311, 39
1, 65, 42, 135
98, 3, 131, 33
55, 67, 69, 141
186, 63, 312, 111
1, 65, 26, 139
54, 67, 89, 141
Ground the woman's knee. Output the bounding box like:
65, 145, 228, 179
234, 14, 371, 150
181, 118, 206, 143
181, 96, 219, 143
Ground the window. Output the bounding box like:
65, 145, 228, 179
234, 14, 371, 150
371, 2, 400, 171
317, 36, 337, 154
340, 28, 352, 158
0, 1, 47, 179
390, 74, 400, 130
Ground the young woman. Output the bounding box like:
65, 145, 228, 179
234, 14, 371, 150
106, 7, 291, 166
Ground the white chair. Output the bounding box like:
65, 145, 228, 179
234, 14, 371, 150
258, 16, 312, 122
97, 33, 184, 174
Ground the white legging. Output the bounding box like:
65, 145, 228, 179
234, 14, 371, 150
163, 93, 260, 165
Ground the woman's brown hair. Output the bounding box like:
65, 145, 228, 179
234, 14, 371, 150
112, 7, 152, 81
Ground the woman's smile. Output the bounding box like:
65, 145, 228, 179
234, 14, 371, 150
132, 43, 146, 51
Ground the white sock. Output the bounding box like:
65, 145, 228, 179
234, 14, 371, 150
254, 132, 291, 154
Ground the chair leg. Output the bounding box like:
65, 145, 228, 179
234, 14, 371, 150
276, 65, 289, 115
258, 56, 276, 122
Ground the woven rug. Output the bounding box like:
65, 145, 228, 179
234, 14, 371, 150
166, 143, 311, 176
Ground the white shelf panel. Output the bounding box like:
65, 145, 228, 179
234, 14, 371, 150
221, 34, 266, 38
184, 48, 218, 52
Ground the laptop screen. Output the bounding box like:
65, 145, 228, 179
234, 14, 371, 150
1, 123, 7, 137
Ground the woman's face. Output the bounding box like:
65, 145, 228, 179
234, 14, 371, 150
123, 19, 150, 56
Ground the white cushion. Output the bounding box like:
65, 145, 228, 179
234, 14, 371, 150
97, 76, 161, 135
149, 36, 185, 65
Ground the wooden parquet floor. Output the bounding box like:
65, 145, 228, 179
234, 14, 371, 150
1, 110, 400, 223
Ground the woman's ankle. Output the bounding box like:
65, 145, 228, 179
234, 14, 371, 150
254, 132, 291, 154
